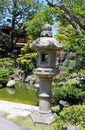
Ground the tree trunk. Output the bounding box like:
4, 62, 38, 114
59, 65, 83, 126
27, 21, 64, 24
9, 0, 17, 52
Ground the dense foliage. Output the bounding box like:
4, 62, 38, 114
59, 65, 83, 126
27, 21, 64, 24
0, 68, 9, 87
52, 59, 85, 104
0, 0, 42, 56
0, 68, 14, 87
25, 7, 55, 40
0, 0, 85, 105
52, 105, 85, 130
17, 40, 37, 75
0, 58, 15, 87
0, 1, 84, 129
0, 58, 14, 68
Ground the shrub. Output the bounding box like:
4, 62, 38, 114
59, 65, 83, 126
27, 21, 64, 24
0, 58, 14, 68
0, 68, 10, 87
52, 84, 85, 104
17, 52, 37, 75
0, 84, 2, 88
52, 59, 85, 104
62, 60, 75, 72
7, 68, 15, 75
53, 105, 85, 130
78, 69, 85, 77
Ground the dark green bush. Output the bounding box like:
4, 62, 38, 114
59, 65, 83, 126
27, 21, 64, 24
0, 84, 2, 88
0, 58, 14, 68
0, 68, 10, 87
52, 84, 85, 104
62, 60, 75, 72
52, 59, 85, 104
53, 105, 85, 130
7, 68, 15, 75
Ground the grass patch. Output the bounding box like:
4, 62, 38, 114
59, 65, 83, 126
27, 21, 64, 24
11, 115, 54, 130
0, 81, 38, 105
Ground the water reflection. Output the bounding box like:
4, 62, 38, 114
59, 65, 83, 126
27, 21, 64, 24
6, 88, 15, 95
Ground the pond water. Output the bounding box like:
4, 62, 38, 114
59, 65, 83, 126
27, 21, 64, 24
0, 81, 38, 105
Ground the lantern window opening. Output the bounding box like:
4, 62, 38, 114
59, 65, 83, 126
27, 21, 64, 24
41, 53, 48, 64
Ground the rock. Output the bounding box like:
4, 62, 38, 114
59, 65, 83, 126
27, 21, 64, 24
25, 76, 32, 83
66, 52, 76, 60
59, 100, 69, 112
67, 125, 79, 130
30, 78, 36, 84
6, 80, 15, 88
59, 100, 69, 107
25, 76, 36, 85
57, 82, 65, 86
78, 76, 85, 86
70, 73, 77, 78
34, 83, 40, 88
11, 73, 20, 80
60, 52, 67, 62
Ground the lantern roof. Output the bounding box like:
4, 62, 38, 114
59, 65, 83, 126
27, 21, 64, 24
30, 24, 63, 51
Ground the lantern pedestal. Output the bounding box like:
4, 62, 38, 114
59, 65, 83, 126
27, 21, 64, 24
31, 110, 54, 124
31, 68, 55, 124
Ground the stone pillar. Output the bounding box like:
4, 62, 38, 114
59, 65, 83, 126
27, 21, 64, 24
31, 72, 55, 124
39, 77, 52, 110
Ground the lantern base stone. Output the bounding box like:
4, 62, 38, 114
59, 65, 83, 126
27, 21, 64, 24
31, 110, 55, 124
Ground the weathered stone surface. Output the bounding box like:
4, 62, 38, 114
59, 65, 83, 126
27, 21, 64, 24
59, 51, 67, 62
6, 80, 15, 88
30, 24, 63, 51
59, 52, 76, 62
57, 81, 65, 86
41, 24, 52, 31
34, 83, 40, 88
59, 100, 69, 112
30, 78, 35, 84
66, 52, 76, 60
31, 24, 63, 124
25, 76, 32, 82
31, 111, 55, 124
33, 68, 55, 76
59, 100, 69, 107
30, 37, 63, 50
67, 125, 80, 130
25, 76, 36, 84
11, 73, 20, 80
78, 76, 85, 86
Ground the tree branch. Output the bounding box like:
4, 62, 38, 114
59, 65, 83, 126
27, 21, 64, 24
46, 0, 85, 30
65, 16, 82, 35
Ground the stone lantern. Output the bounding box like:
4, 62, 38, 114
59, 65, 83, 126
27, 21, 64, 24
30, 24, 63, 124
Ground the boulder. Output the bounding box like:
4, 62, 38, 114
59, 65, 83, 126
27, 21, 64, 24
34, 83, 40, 88
11, 73, 20, 80
30, 78, 36, 84
67, 125, 79, 130
66, 52, 76, 60
59, 100, 69, 112
6, 80, 15, 88
25, 76, 36, 84
59, 100, 69, 107
25, 76, 32, 83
